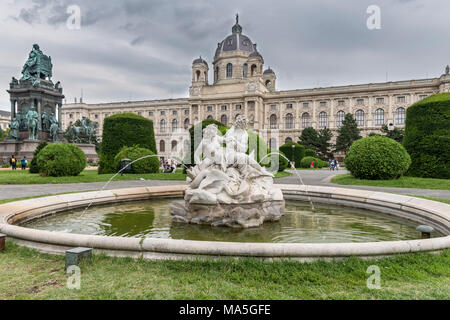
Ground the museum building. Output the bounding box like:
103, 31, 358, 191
61, 16, 450, 161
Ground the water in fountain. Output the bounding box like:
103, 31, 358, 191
258, 151, 315, 211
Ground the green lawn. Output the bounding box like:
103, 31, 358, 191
0, 169, 290, 185
332, 174, 450, 190
0, 241, 448, 299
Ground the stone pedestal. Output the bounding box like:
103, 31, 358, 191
75, 144, 98, 162
171, 200, 285, 228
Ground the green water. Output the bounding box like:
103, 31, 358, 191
23, 199, 435, 243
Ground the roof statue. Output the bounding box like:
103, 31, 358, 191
446, 65, 449, 75
21, 44, 53, 86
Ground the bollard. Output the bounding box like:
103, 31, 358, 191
65, 247, 92, 269
0, 233, 5, 251
416, 225, 434, 239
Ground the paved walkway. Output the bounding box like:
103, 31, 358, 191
0, 169, 449, 200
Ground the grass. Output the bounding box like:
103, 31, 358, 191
0, 241, 448, 299
0, 168, 291, 185
332, 174, 450, 190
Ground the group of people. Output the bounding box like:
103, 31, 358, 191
329, 159, 339, 171
163, 159, 178, 173
8, 155, 28, 170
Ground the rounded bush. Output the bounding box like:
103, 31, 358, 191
113, 146, 159, 174
304, 149, 316, 158
403, 93, 450, 178
37, 143, 86, 177
262, 149, 288, 172
300, 156, 327, 168
29, 141, 48, 173
279, 142, 305, 168
99, 113, 156, 174
345, 136, 411, 180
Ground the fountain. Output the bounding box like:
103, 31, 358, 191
170, 115, 285, 228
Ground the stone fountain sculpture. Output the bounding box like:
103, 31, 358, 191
171, 115, 285, 228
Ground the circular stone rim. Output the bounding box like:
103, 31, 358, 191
0, 184, 449, 260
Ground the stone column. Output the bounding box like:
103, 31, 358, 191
10, 100, 15, 119
57, 103, 62, 130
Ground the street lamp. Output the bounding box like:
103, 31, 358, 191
388, 123, 394, 131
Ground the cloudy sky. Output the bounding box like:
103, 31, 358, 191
1, 0, 449, 111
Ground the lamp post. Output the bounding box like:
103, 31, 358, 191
388, 123, 394, 131
291, 144, 295, 168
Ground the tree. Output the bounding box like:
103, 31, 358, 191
298, 127, 319, 151
317, 128, 333, 160
335, 113, 361, 153
380, 124, 404, 143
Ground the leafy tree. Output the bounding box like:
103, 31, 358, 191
298, 127, 319, 151
317, 128, 333, 160
380, 124, 404, 143
335, 113, 361, 153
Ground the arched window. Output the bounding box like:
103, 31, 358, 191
171, 140, 177, 151
269, 138, 277, 149
207, 115, 213, 120
301, 112, 311, 128
270, 114, 277, 129
319, 112, 328, 127
265, 80, 271, 87
226, 63, 233, 78
285, 137, 293, 144
159, 140, 165, 152
195, 70, 200, 81
160, 119, 166, 133
172, 119, 178, 132
375, 108, 384, 126
336, 110, 345, 127
184, 118, 190, 130
355, 109, 365, 127
395, 107, 406, 125
243, 64, 248, 77
221, 114, 227, 126
285, 113, 294, 129
251, 64, 257, 76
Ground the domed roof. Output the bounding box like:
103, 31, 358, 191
193, 56, 207, 65
263, 67, 275, 74
214, 15, 256, 58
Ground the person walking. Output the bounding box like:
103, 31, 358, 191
10, 155, 17, 170
21, 156, 28, 170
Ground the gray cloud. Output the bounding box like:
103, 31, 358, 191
1, 0, 450, 109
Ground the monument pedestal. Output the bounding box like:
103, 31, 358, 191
75, 144, 98, 162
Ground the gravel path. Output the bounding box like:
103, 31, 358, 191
0, 169, 449, 200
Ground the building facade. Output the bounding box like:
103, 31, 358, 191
0, 110, 10, 131
61, 16, 450, 161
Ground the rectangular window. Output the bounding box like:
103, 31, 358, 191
184, 109, 189, 115
320, 101, 327, 107
235, 104, 242, 110
221, 105, 227, 111
376, 97, 385, 104
172, 110, 177, 115
207, 106, 213, 112
338, 100, 345, 106
286, 103, 293, 109
397, 96, 406, 103
94, 114, 98, 119
149, 111, 153, 116
137, 111, 142, 116
303, 102, 309, 108
271, 105, 277, 110
160, 111, 165, 116
356, 99, 364, 105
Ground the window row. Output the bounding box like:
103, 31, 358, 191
159, 118, 190, 132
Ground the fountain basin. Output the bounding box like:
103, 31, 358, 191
0, 185, 449, 261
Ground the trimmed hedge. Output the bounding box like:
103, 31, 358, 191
37, 143, 86, 177
262, 149, 289, 172
403, 93, 450, 178
113, 146, 159, 174
304, 149, 316, 158
99, 113, 156, 174
29, 141, 48, 173
300, 156, 328, 168
279, 142, 305, 168
345, 136, 411, 180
